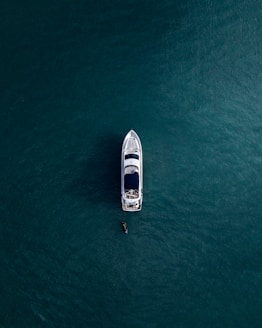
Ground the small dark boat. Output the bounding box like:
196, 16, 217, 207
121, 221, 128, 234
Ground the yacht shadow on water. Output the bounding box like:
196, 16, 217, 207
71, 134, 121, 206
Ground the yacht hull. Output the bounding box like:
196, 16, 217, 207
121, 130, 143, 212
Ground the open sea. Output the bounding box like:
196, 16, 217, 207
1, 1, 262, 327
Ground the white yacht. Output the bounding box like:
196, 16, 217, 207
121, 130, 143, 211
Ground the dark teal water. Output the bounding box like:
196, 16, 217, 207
1, 1, 262, 327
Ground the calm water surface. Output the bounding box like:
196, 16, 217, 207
1, 1, 262, 327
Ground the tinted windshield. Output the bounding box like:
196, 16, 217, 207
125, 154, 139, 160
